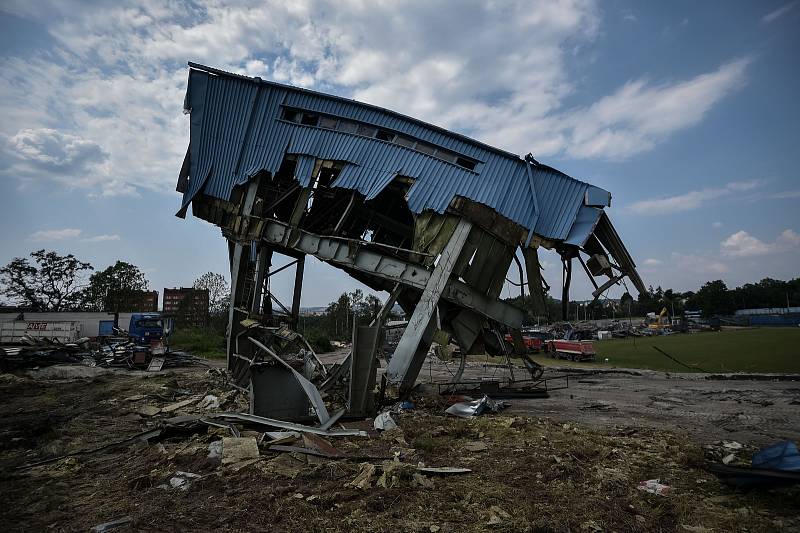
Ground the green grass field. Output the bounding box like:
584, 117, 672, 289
583, 327, 800, 373
169, 327, 226, 358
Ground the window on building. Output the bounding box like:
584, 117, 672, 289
393, 135, 415, 148
375, 130, 395, 142
281, 106, 480, 171
414, 142, 436, 156
300, 113, 319, 126
434, 149, 458, 164
357, 124, 377, 137
455, 157, 477, 171
282, 109, 300, 122
336, 120, 358, 134
319, 116, 338, 129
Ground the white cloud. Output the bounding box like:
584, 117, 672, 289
762, 2, 796, 23
4, 128, 109, 189
777, 229, 800, 248
643, 258, 662, 266
712, 221, 723, 228
564, 58, 750, 159
26, 228, 120, 243
670, 252, 729, 274
0, 0, 753, 199
768, 189, 800, 200
29, 228, 82, 241
627, 180, 760, 215
721, 229, 800, 257
81, 234, 121, 242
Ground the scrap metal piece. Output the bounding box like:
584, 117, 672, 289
445, 395, 508, 418
319, 408, 346, 432
208, 412, 367, 437
417, 466, 472, 475
247, 336, 330, 425
349, 325, 381, 416
91, 516, 133, 532
147, 356, 165, 372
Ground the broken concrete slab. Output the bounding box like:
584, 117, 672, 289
137, 405, 161, 417
222, 437, 260, 465
161, 397, 200, 413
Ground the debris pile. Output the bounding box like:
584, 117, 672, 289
0, 334, 206, 372
0, 335, 91, 370
3, 364, 799, 532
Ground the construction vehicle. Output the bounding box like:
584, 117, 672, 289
646, 307, 671, 332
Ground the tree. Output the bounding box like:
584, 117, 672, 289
193, 272, 230, 315
692, 280, 735, 317
85, 261, 148, 312
364, 294, 382, 322
0, 250, 93, 311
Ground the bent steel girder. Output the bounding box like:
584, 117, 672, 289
259, 219, 524, 329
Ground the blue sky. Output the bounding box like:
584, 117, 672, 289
1, 0, 798, 307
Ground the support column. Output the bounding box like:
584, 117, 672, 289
250, 246, 272, 314
561, 256, 572, 321
387, 219, 473, 391
523, 246, 548, 317
290, 256, 305, 328
226, 177, 261, 369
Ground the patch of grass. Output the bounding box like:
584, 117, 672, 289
592, 327, 800, 373
169, 327, 226, 358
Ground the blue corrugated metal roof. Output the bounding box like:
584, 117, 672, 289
564, 205, 603, 247
179, 63, 613, 244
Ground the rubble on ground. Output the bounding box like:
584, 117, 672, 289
1, 365, 798, 532
0, 334, 207, 372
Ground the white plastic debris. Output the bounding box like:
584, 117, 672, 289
207, 440, 223, 460
637, 479, 672, 496
373, 411, 397, 431
445, 395, 508, 418
160, 471, 201, 491
199, 394, 220, 410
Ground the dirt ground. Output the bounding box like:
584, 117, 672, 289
1, 358, 799, 532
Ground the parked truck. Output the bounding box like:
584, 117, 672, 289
545, 338, 596, 362
127, 313, 173, 345
0, 312, 174, 346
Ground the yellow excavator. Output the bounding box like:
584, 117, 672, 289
647, 307, 670, 331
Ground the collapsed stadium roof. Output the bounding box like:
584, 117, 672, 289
176, 62, 644, 399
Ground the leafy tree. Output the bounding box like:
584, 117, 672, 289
691, 279, 735, 317
193, 272, 230, 315
364, 294, 382, 322
85, 261, 148, 312
0, 250, 93, 311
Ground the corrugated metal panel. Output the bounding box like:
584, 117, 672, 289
564, 206, 602, 247
594, 213, 646, 294
180, 64, 617, 247
294, 154, 316, 186
585, 186, 611, 207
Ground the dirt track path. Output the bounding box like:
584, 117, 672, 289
319, 349, 800, 447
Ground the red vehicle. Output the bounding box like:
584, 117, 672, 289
545, 339, 596, 362
503, 334, 543, 353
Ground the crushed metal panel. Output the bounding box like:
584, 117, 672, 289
594, 212, 646, 294
348, 325, 381, 416
250, 363, 313, 422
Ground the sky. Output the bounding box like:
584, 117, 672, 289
0, 0, 798, 308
